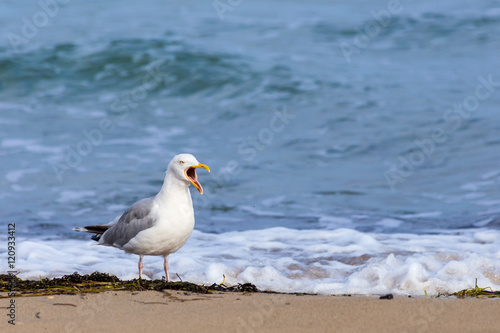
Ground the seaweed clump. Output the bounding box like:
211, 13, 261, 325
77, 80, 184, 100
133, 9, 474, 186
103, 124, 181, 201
0, 272, 259, 298
440, 279, 500, 299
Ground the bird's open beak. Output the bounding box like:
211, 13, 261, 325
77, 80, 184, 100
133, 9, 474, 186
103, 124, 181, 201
184, 163, 210, 194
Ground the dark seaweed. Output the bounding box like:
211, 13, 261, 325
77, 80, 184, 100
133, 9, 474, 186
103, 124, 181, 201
0, 272, 260, 297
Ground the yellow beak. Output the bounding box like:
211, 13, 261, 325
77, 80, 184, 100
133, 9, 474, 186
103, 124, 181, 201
185, 163, 210, 194
195, 163, 210, 173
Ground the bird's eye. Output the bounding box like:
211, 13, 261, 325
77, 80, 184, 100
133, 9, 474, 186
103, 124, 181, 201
180, 161, 185, 165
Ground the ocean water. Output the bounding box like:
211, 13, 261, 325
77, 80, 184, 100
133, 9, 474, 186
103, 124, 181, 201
1, 0, 500, 295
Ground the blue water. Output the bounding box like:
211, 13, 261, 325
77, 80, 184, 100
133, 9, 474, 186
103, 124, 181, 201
1, 0, 500, 238
1, 0, 500, 295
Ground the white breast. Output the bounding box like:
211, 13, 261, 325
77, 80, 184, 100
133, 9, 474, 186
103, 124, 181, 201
121, 159, 198, 256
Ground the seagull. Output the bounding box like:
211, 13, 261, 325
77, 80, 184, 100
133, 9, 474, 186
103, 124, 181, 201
75, 153, 210, 281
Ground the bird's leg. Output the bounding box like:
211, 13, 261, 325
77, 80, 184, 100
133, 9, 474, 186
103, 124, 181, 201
164, 256, 169, 282
138, 255, 144, 280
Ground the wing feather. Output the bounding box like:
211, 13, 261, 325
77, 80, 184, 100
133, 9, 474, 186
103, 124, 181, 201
100, 197, 156, 248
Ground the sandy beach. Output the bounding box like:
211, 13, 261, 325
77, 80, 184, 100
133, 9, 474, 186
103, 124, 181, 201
1, 291, 498, 333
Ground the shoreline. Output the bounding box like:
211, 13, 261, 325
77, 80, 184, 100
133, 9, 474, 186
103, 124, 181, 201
2, 272, 498, 299
1, 290, 499, 333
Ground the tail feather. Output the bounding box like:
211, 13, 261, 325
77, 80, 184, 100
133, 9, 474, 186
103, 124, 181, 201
74, 224, 111, 242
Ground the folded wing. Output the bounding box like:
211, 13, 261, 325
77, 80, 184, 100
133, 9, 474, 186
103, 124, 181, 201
78, 197, 156, 247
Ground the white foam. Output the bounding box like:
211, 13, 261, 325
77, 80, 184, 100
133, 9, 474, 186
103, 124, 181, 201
461, 181, 494, 191
3, 227, 499, 296
0, 102, 33, 113
376, 218, 403, 228
6, 169, 39, 183
37, 211, 56, 220
475, 200, 500, 207
318, 216, 352, 227
57, 190, 97, 203
1, 139, 64, 154
474, 218, 494, 228
2, 139, 38, 148
481, 170, 500, 180
400, 212, 442, 219
25, 144, 64, 154
11, 185, 37, 192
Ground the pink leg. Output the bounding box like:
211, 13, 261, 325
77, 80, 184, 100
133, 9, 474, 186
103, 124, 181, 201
164, 256, 169, 282
138, 255, 144, 279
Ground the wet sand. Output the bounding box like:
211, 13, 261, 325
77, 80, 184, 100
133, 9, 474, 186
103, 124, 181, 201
1, 291, 498, 332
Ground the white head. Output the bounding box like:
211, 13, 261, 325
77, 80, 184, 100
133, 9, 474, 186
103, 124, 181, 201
168, 153, 210, 194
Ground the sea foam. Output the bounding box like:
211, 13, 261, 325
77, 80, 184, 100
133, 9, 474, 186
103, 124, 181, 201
2, 227, 499, 296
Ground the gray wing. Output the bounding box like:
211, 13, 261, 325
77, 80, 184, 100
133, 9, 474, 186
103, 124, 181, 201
100, 197, 156, 248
